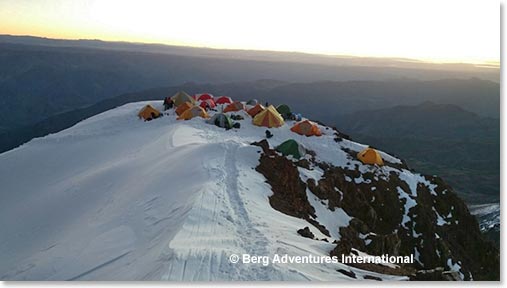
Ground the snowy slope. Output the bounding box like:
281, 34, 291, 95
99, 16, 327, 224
0, 101, 441, 280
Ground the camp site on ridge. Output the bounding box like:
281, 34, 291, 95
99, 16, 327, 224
139, 91, 391, 168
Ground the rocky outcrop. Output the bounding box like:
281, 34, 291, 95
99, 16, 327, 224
252, 138, 499, 281
297, 227, 315, 239
253, 140, 329, 236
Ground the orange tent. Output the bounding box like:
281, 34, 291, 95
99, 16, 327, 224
290, 120, 322, 136
252, 105, 284, 128
177, 105, 209, 120
175, 102, 194, 116
357, 148, 384, 166
247, 103, 265, 117
223, 101, 245, 113
138, 104, 161, 121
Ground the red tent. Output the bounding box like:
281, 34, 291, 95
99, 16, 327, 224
215, 96, 233, 104
197, 93, 214, 101
199, 98, 216, 109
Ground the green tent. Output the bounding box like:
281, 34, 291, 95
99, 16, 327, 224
276, 139, 305, 159
276, 104, 292, 119
207, 113, 234, 129
171, 91, 196, 106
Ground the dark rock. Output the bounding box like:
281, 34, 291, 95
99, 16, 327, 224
297, 227, 315, 239
251, 139, 270, 154
337, 269, 356, 279
296, 159, 311, 169
363, 275, 382, 281
253, 143, 329, 236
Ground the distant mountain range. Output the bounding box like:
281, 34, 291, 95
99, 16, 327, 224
0, 35, 500, 207
0, 34, 500, 74
0, 35, 499, 132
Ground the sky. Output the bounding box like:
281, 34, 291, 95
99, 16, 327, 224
0, 0, 500, 64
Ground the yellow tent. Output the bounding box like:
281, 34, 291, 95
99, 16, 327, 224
138, 104, 161, 120
171, 91, 196, 106
252, 105, 284, 128
177, 105, 209, 120
357, 148, 384, 166
175, 102, 194, 116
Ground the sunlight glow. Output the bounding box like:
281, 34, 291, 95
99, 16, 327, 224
0, 0, 500, 64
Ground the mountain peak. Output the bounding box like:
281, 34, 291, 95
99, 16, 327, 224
0, 100, 498, 280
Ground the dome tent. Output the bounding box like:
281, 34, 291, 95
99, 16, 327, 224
207, 113, 234, 129
223, 101, 245, 113
357, 147, 384, 166
247, 103, 265, 117
290, 120, 322, 137
199, 98, 216, 109
215, 96, 233, 104
177, 105, 209, 120
138, 104, 161, 121
252, 105, 284, 128
197, 93, 214, 101
276, 139, 305, 159
171, 91, 196, 106
175, 102, 194, 116
276, 104, 292, 119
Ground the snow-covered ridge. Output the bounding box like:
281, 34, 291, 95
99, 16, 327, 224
0, 101, 492, 280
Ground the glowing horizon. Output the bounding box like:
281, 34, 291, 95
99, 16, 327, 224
0, 0, 500, 65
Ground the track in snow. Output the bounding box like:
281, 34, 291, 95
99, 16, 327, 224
222, 142, 275, 280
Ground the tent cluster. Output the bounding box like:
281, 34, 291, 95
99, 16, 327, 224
137, 91, 385, 166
